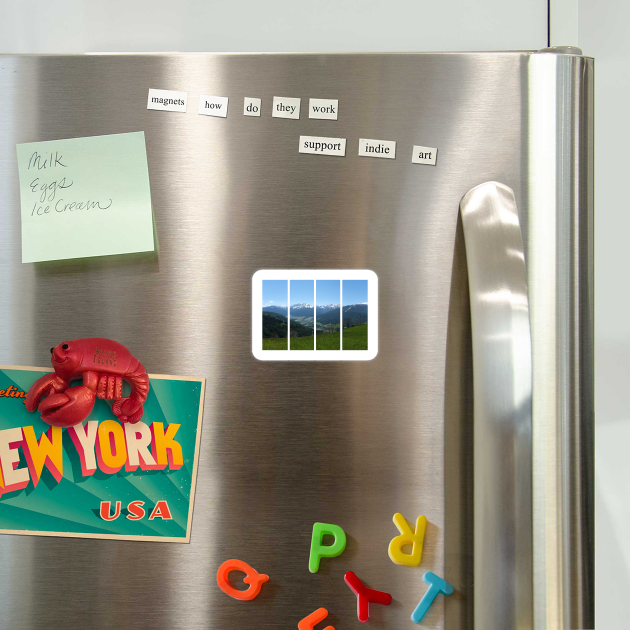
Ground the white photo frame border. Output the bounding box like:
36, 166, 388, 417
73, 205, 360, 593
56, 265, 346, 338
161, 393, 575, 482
252, 269, 378, 361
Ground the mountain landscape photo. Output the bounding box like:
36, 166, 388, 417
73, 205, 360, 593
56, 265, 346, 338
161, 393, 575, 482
341, 280, 368, 350
261, 278, 369, 351
262, 279, 288, 349
315, 280, 341, 349
288, 281, 315, 349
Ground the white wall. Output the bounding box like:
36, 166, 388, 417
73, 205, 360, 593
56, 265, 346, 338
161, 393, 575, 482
0, 0, 547, 53
577, 2, 629, 627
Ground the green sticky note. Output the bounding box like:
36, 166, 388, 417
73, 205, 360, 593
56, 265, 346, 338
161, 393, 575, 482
16, 132, 155, 263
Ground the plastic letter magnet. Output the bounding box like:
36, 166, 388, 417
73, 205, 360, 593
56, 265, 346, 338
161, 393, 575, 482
309, 522, 347, 573
298, 608, 335, 630
388, 512, 427, 567
410, 571, 454, 623
344, 571, 392, 622
216, 559, 269, 601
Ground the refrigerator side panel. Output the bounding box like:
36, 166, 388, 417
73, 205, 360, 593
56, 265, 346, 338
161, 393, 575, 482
526, 52, 595, 630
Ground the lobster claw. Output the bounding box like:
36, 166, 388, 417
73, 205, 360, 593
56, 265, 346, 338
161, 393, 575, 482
112, 398, 144, 424
37, 386, 96, 428
25, 373, 67, 413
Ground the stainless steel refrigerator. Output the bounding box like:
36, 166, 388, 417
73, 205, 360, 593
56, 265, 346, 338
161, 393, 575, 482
0, 50, 593, 629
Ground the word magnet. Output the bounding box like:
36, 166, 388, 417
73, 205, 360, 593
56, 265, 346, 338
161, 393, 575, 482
198, 95, 228, 118
272, 96, 300, 119
309, 522, 346, 573
411, 145, 438, 165
216, 559, 269, 601
308, 98, 338, 120
147, 88, 187, 112
358, 138, 396, 159
388, 512, 427, 567
244, 97, 261, 117
344, 571, 392, 622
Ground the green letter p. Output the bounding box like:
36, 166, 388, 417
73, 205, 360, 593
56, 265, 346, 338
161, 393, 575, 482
308, 522, 347, 573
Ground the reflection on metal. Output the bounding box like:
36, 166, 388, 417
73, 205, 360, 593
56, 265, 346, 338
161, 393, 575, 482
536, 46, 583, 55
0, 52, 593, 629
527, 52, 595, 630
460, 182, 533, 630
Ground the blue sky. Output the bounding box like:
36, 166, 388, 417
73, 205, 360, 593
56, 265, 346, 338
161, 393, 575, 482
290, 280, 314, 305
316, 280, 340, 306
262, 280, 287, 307
263, 278, 366, 307
343, 280, 368, 306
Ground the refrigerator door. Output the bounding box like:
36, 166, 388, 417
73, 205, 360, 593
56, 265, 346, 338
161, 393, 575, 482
0, 52, 593, 629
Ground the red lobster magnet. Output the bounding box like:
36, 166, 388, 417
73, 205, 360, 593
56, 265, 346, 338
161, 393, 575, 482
26, 338, 149, 428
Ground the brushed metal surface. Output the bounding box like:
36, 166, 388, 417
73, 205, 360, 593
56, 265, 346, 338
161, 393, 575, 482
0, 52, 593, 629
460, 182, 533, 630
527, 52, 595, 629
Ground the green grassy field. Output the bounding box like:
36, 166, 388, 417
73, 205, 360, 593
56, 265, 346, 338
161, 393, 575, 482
316, 331, 340, 350
290, 335, 314, 350
342, 324, 368, 350
263, 337, 288, 350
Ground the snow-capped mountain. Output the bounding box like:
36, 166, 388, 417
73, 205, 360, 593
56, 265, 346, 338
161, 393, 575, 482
318, 303, 368, 326
288, 303, 340, 311
262, 305, 288, 316
264, 303, 340, 317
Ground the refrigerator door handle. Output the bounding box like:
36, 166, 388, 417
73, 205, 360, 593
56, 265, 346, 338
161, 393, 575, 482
460, 182, 533, 629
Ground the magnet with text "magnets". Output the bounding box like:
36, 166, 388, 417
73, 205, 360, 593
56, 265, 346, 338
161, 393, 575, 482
388, 512, 427, 567
216, 559, 269, 601
344, 571, 392, 622
309, 522, 347, 573
410, 572, 454, 623
298, 608, 335, 630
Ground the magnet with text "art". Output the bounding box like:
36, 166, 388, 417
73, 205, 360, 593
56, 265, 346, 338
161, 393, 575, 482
216, 559, 269, 601
298, 608, 335, 630
309, 522, 347, 573
344, 571, 392, 622
388, 512, 427, 567
410, 572, 454, 623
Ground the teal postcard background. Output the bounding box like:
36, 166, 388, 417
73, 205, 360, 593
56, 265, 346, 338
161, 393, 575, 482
0, 367, 204, 542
